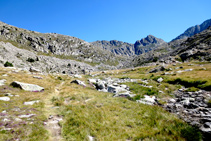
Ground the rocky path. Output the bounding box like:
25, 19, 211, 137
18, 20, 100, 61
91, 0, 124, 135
45, 82, 64, 141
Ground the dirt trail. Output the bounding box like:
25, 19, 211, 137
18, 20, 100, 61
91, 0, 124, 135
45, 81, 64, 141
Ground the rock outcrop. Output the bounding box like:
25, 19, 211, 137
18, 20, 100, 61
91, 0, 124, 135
91, 35, 166, 56
164, 89, 211, 138
0, 21, 121, 71
172, 19, 211, 41
10, 81, 44, 92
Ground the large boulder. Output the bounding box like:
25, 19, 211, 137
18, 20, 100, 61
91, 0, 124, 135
0, 97, 10, 101
108, 85, 127, 94
137, 95, 157, 105
149, 66, 166, 73
71, 80, 86, 87
10, 81, 44, 92
29, 67, 41, 73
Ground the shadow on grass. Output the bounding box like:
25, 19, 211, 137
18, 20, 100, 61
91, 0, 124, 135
167, 78, 211, 91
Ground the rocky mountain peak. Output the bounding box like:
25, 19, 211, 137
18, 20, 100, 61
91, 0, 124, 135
135, 35, 165, 47
172, 19, 211, 41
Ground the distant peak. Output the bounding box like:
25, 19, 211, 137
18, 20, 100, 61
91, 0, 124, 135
135, 35, 165, 46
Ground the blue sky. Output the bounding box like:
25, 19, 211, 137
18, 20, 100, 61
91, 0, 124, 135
0, 0, 210, 43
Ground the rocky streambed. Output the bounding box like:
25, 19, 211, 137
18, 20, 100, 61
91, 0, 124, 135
164, 89, 211, 140
86, 77, 211, 139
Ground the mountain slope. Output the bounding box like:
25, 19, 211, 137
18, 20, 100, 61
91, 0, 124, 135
170, 26, 211, 61
134, 35, 166, 55
0, 21, 126, 71
172, 19, 211, 41
91, 35, 166, 56
91, 40, 134, 56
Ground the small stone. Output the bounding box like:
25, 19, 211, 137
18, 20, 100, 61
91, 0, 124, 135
0, 97, 10, 101
33, 76, 43, 79
24, 100, 40, 105
19, 114, 35, 118
0, 79, 6, 86
4, 93, 13, 97
71, 80, 86, 87
73, 74, 82, 78
29, 67, 40, 73
157, 77, 163, 83
88, 135, 94, 141
169, 99, 176, 103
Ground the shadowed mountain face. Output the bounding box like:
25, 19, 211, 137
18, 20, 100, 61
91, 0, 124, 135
134, 35, 166, 55
172, 19, 211, 41
170, 26, 211, 61
91, 35, 166, 56
0, 21, 126, 71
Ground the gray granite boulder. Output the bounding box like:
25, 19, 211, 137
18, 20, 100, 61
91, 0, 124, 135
10, 81, 44, 92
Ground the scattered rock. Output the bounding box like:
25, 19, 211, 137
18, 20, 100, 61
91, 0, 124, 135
0, 97, 10, 101
33, 76, 43, 79
71, 80, 86, 87
10, 81, 44, 92
149, 66, 166, 73
157, 77, 163, 83
184, 69, 193, 72
24, 100, 40, 105
88, 135, 95, 141
29, 67, 40, 73
0, 79, 6, 86
2, 74, 8, 77
73, 74, 82, 78
4, 93, 13, 97
137, 95, 157, 105
18, 114, 35, 118
164, 90, 211, 136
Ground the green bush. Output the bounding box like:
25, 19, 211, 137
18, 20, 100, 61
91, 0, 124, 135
26, 58, 35, 62
185, 87, 199, 92
181, 126, 202, 141
4, 61, 13, 67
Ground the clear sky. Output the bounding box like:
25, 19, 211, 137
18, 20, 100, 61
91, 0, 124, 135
0, 0, 210, 43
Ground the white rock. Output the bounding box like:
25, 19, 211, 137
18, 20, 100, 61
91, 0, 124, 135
4, 93, 13, 97
33, 76, 43, 79
108, 85, 126, 94
88, 135, 94, 141
169, 99, 176, 103
120, 84, 127, 89
2, 74, 8, 77
157, 77, 163, 83
0, 97, 10, 101
3, 118, 10, 122
177, 70, 183, 73
0, 79, 6, 86
136, 95, 157, 105
19, 114, 36, 118
71, 80, 86, 87
73, 74, 82, 78
24, 100, 40, 105
15, 118, 22, 121
88, 79, 97, 84
2, 110, 6, 113
184, 69, 193, 72
29, 67, 40, 73
10, 81, 44, 92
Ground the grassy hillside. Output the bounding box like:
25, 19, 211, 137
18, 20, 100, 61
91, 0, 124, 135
1, 61, 209, 140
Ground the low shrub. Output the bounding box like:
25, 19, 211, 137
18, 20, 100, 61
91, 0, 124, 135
26, 58, 35, 62
4, 61, 13, 67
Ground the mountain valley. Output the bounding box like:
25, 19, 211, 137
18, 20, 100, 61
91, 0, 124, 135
0, 19, 211, 140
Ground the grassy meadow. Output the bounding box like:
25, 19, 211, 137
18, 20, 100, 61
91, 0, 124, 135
0, 61, 210, 140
